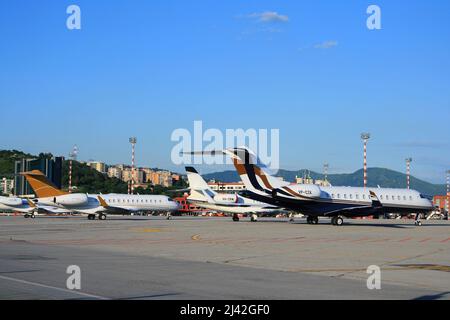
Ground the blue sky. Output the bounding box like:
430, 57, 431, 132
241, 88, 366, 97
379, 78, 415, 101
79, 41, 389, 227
0, 0, 449, 183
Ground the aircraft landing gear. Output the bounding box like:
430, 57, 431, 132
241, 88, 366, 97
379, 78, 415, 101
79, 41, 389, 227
232, 214, 240, 222
87, 214, 96, 220
250, 214, 258, 222
289, 213, 295, 222
307, 216, 319, 225
98, 213, 107, 221
331, 216, 344, 226
414, 213, 422, 226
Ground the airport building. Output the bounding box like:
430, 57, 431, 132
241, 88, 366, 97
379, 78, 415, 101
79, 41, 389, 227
208, 182, 247, 193
1, 178, 14, 195
174, 194, 211, 215
295, 176, 331, 187
433, 194, 449, 212
14, 157, 63, 197
295, 171, 331, 187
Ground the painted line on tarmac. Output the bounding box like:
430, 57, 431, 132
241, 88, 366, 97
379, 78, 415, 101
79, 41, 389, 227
134, 228, 162, 233
0, 275, 109, 300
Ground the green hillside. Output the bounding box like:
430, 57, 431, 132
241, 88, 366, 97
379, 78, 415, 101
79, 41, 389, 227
61, 160, 128, 194
0, 149, 186, 195
202, 168, 446, 196
0, 150, 35, 178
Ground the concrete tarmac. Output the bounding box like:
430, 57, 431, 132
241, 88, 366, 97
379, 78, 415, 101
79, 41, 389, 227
0, 215, 449, 300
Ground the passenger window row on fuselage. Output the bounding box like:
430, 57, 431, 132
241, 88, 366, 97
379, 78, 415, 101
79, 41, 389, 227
330, 194, 414, 201
105, 199, 164, 204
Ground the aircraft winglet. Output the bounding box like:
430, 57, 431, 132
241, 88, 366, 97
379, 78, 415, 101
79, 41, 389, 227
27, 199, 36, 208
97, 196, 108, 208
369, 191, 383, 208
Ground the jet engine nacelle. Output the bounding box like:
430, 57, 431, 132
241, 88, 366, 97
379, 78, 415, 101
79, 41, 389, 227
213, 193, 239, 204
0, 196, 23, 206
54, 193, 89, 206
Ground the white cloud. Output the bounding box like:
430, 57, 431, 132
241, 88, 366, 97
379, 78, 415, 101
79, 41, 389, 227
313, 40, 338, 49
248, 11, 289, 23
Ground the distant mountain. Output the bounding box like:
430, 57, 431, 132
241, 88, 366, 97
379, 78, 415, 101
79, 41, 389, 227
202, 168, 446, 196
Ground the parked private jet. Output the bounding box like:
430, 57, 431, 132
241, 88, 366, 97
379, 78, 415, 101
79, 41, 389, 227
0, 196, 36, 215
185, 166, 282, 221
0, 195, 69, 218
21, 170, 180, 220
185, 148, 434, 226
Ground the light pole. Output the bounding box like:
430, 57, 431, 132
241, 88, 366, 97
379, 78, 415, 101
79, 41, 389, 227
129, 137, 137, 195
323, 163, 329, 185
361, 133, 371, 188
406, 158, 412, 189
69, 145, 78, 193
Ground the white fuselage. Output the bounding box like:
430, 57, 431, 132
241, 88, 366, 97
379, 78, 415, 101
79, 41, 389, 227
35, 193, 180, 214
247, 181, 434, 215
319, 186, 433, 210
188, 192, 281, 214
321, 187, 433, 209
0, 196, 32, 213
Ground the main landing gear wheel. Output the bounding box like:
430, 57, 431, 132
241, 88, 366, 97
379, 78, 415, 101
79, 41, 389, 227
98, 213, 107, 221
232, 214, 240, 222
87, 214, 96, 220
307, 216, 319, 225
250, 214, 258, 222
332, 216, 344, 226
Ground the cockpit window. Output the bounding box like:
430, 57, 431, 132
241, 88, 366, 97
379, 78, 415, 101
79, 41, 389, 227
420, 194, 432, 201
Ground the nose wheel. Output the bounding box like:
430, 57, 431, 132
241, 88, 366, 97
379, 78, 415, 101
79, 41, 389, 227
414, 213, 422, 226
232, 214, 240, 222
288, 213, 295, 222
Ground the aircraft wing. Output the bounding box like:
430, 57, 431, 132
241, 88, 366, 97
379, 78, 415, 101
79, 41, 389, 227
97, 196, 141, 215
38, 206, 72, 214
27, 200, 72, 215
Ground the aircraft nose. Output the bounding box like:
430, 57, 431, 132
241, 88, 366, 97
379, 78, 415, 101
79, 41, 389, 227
173, 202, 181, 210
